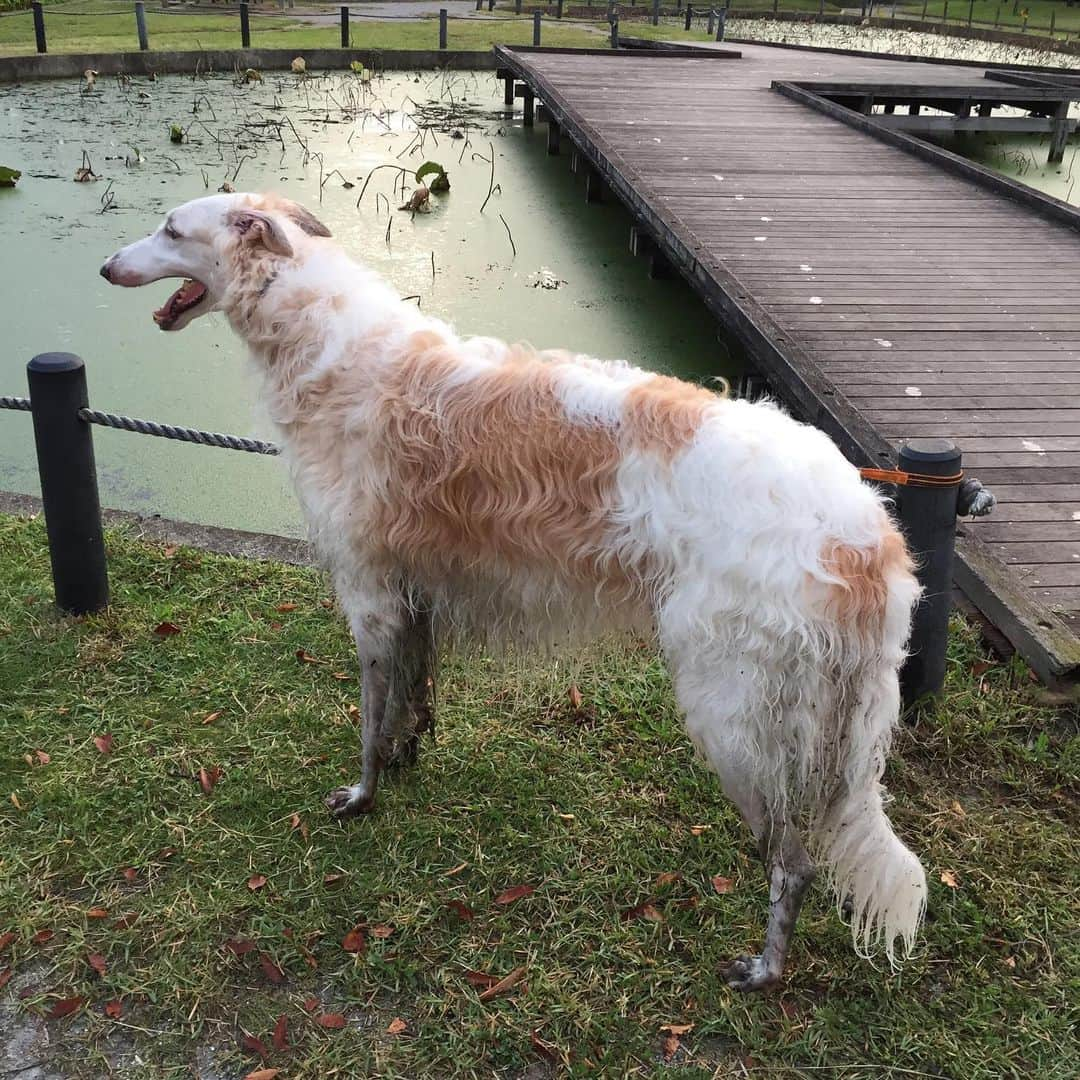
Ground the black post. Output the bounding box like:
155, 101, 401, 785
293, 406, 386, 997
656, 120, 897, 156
772, 0, 778, 13
340, 5, 349, 48
942, 0, 948, 23
488, 0, 495, 9
707, 7, 714, 35
611, 11, 619, 45
504, 75, 515, 105
533, 10, 542, 43
135, 1, 149, 51
240, 1, 251, 47
716, 5, 725, 38
26, 354, 109, 616
652, 0, 660, 25
516, 0, 522, 12
921, 0, 928, 19
685, 4, 692, 30
439, 7, 448, 48
32, 1, 46, 54
820, 0, 825, 15
895, 439, 962, 707
557, 0, 564, 17
967, 0, 974, 26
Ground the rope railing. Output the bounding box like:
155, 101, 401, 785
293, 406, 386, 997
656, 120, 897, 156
0, 393, 281, 454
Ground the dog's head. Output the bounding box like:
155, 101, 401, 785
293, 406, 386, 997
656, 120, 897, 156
100, 193, 331, 331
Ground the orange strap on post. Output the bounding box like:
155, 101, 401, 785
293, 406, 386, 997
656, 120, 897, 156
858, 467, 964, 488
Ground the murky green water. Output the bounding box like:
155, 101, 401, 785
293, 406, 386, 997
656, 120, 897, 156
0, 70, 729, 536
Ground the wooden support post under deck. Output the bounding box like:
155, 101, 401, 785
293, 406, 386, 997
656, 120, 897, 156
522, 86, 535, 127
978, 102, 992, 117
909, 103, 921, 115
1049, 99, 1070, 163
629, 225, 653, 257
503, 76, 515, 107
547, 118, 561, 155
585, 165, 605, 203
649, 252, 675, 280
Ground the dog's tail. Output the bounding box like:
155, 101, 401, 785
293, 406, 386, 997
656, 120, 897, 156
807, 525, 927, 964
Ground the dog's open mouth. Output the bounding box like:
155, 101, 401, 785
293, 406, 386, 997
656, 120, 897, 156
153, 279, 207, 329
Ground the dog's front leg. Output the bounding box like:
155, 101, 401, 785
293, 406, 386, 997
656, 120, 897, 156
325, 634, 392, 818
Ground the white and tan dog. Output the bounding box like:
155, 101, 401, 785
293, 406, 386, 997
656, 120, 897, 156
102, 193, 926, 991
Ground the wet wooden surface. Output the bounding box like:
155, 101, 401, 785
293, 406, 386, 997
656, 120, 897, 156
498, 43, 1080, 666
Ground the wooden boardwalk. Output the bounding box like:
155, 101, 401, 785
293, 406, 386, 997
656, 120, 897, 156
495, 42, 1080, 683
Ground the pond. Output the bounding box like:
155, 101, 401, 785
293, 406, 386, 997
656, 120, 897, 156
0, 68, 729, 537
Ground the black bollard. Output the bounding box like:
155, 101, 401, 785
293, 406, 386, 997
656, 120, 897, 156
685, 4, 692, 30
707, 7, 714, 35
27, 354, 109, 616
895, 439, 963, 707
652, 0, 659, 25
341, 6, 349, 47
557, 0, 564, 18
533, 10, 542, 43
611, 12, 619, 46
439, 8, 448, 48
716, 5, 726, 39
32, 1, 46, 54
240, 1, 251, 47
134, 2, 149, 51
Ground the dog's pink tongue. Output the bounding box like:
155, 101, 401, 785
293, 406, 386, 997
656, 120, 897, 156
153, 279, 206, 324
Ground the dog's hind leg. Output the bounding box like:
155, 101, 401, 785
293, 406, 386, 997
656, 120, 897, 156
383, 605, 435, 769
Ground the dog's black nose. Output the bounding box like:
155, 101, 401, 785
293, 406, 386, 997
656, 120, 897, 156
99, 261, 112, 282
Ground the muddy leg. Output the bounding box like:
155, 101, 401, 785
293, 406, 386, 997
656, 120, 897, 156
384, 607, 435, 768
723, 820, 816, 993
324, 634, 392, 819
707, 759, 815, 993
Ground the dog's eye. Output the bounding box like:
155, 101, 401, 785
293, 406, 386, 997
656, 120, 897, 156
164, 224, 180, 240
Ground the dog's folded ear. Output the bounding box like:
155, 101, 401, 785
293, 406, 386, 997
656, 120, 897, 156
226, 209, 294, 258
285, 203, 332, 238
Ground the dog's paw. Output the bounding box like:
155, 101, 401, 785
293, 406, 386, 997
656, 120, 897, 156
723, 955, 780, 993
324, 785, 375, 819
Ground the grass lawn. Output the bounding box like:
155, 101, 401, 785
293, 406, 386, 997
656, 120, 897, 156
0, 4, 604, 58
0, 512, 1076, 1077
903, 0, 1080, 34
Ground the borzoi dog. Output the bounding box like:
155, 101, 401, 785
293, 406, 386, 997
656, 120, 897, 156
102, 193, 926, 991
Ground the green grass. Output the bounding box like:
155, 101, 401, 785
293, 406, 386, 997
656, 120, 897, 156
902, 0, 1080, 34
0, 4, 604, 58
0, 513, 1077, 1076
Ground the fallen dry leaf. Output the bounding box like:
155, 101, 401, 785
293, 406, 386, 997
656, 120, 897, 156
371, 924, 394, 939
316, 1012, 347, 1029
568, 684, 583, 710
272, 1013, 289, 1051
494, 884, 535, 906
289, 813, 302, 830
153, 621, 181, 638
241, 1033, 268, 1059
0, 969, 12, 991
477, 965, 527, 1002
940, 870, 959, 889
303, 996, 320, 1013
259, 954, 285, 985
0, 932, 15, 953
104, 999, 123, 1019
387, 1017, 407, 1035
32, 930, 54, 945
163, 544, 178, 558
247, 874, 268, 892
201, 711, 222, 726
464, 970, 500, 988
10, 792, 23, 811
112, 913, 138, 929
86, 907, 109, 919
711, 875, 735, 895
93, 734, 114, 756
296, 648, 325, 665
48, 996, 85, 1019
622, 902, 664, 923
655, 872, 682, 888
275, 602, 298, 613
689, 824, 710, 836
122, 867, 138, 884
950, 800, 966, 818
530, 1029, 558, 1062
444, 862, 468, 877
199, 766, 222, 795
342, 927, 366, 954
244, 1070, 281, 1080
225, 938, 255, 957
34, 750, 51, 765
660, 1023, 694, 1036
323, 872, 345, 886
662, 1032, 681, 1062
87, 952, 107, 976
446, 900, 474, 921
971, 659, 994, 678
346, 703, 361, 721
1003, 955, 1017, 969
